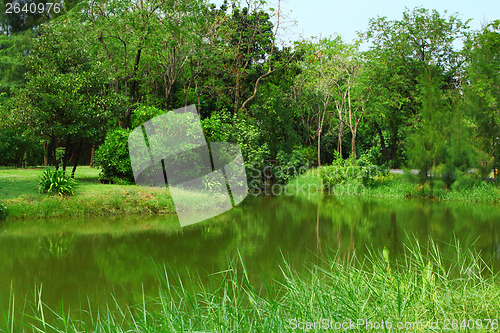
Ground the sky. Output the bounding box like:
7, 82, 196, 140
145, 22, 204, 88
218, 0, 500, 44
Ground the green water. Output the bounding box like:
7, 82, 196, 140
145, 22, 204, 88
0, 195, 499, 323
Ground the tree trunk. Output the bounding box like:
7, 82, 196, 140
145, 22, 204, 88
317, 130, 321, 166
62, 136, 71, 174
351, 131, 357, 160
71, 140, 83, 179
337, 109, 343, 156
90, 144, 96, 167
43, 140, 49, 166
374, 121, 389, 162
337, 124, 342, 156
52, 133, 59, 170
389, 136, 399, 161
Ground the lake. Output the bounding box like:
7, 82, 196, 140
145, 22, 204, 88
1, 195, 499, 326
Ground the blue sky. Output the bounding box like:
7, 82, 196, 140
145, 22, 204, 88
212, 0, 499, 43
280, 0, 499, 42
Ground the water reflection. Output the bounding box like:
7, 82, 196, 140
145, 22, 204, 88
0, 196, 499, 322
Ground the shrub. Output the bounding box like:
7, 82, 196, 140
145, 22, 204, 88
451, 171, 479, 191
320, 153, 387, 190
0, 202, 7, 220
202, 109, 271, 185
413, 181, 433, 197
94, 128, 134, 182
273, 145, 315, 183
433, 179, 447, 198
38, 169, 77, 196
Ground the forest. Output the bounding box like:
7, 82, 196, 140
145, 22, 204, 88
0, 0, 499, 187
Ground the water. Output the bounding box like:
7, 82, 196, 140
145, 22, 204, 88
0, 195, 499, 324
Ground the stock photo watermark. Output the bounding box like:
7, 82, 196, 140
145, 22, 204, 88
288, 318, 499, 331
128, 105, 385, 226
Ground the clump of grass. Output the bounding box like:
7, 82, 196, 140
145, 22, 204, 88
444, 181, 499, 203
38, 169, 77, 197
6, 238, 499, 332
365, 173, 417, 198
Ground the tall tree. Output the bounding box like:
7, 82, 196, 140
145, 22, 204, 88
12, 18, 113, 175
464, 20, 500, 181
361, 7, 469, 166
294, 36, 365, 164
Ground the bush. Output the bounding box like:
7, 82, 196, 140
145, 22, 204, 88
202, 109, 271, 185
94, 128, 134, 182
432, 179, 447, 198
320, 153, 387, 191
451, 171, 479, 191
38, 169, 77, 196
273, 145, 315, 183
0, 202, 7, 220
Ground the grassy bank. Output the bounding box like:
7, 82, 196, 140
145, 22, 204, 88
2, 238, 499, 332
0, 167, 178, 219
287, 167, 500, 203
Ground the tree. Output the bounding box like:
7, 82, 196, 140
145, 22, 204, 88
294, 36, 365, 165
464, 20, 500, 182
12, 18, 113, 176
361, 7, 469, 166
82, 0, 207, 126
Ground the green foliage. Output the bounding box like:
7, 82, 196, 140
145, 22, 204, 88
0, 2, 498, 192
432, 179, 447, 198
94, 128, 133, 182
361, 7, 469, 166
451, 171, 479, 192
464, 20, 500, 181
0, 128, 43, 166
320, 153, 386, 191
38, 168, 77, 196
202, 109, 271, 174
273, 145, 315, 183
130, 105, 165, 129
0, 202, 7, 220
0, 31, 31, 95
407, 72, 475, 188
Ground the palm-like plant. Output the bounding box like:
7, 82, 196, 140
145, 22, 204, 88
38, 169, 77, 196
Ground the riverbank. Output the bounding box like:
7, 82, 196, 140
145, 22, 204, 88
4, 239, 499, 332
287, 167, 500, 203
0, 167, 177, 219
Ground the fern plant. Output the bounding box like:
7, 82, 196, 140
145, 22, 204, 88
38, 169, 77, 196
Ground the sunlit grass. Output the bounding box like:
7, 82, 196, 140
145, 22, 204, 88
0, 167, 234, 219
0, 166, 176, 219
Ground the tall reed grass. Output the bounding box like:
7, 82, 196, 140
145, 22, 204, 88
1, 238, 498, 332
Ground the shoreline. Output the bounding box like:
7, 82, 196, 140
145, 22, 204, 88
1, 166, 499, 221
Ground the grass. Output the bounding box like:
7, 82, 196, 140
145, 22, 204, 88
0, 166, 176, 219
1, 237, 499, 332
288, 167, 500, 203
0, 166, 237, 220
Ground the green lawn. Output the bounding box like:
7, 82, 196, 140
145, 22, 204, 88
0, 166, 177, 219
